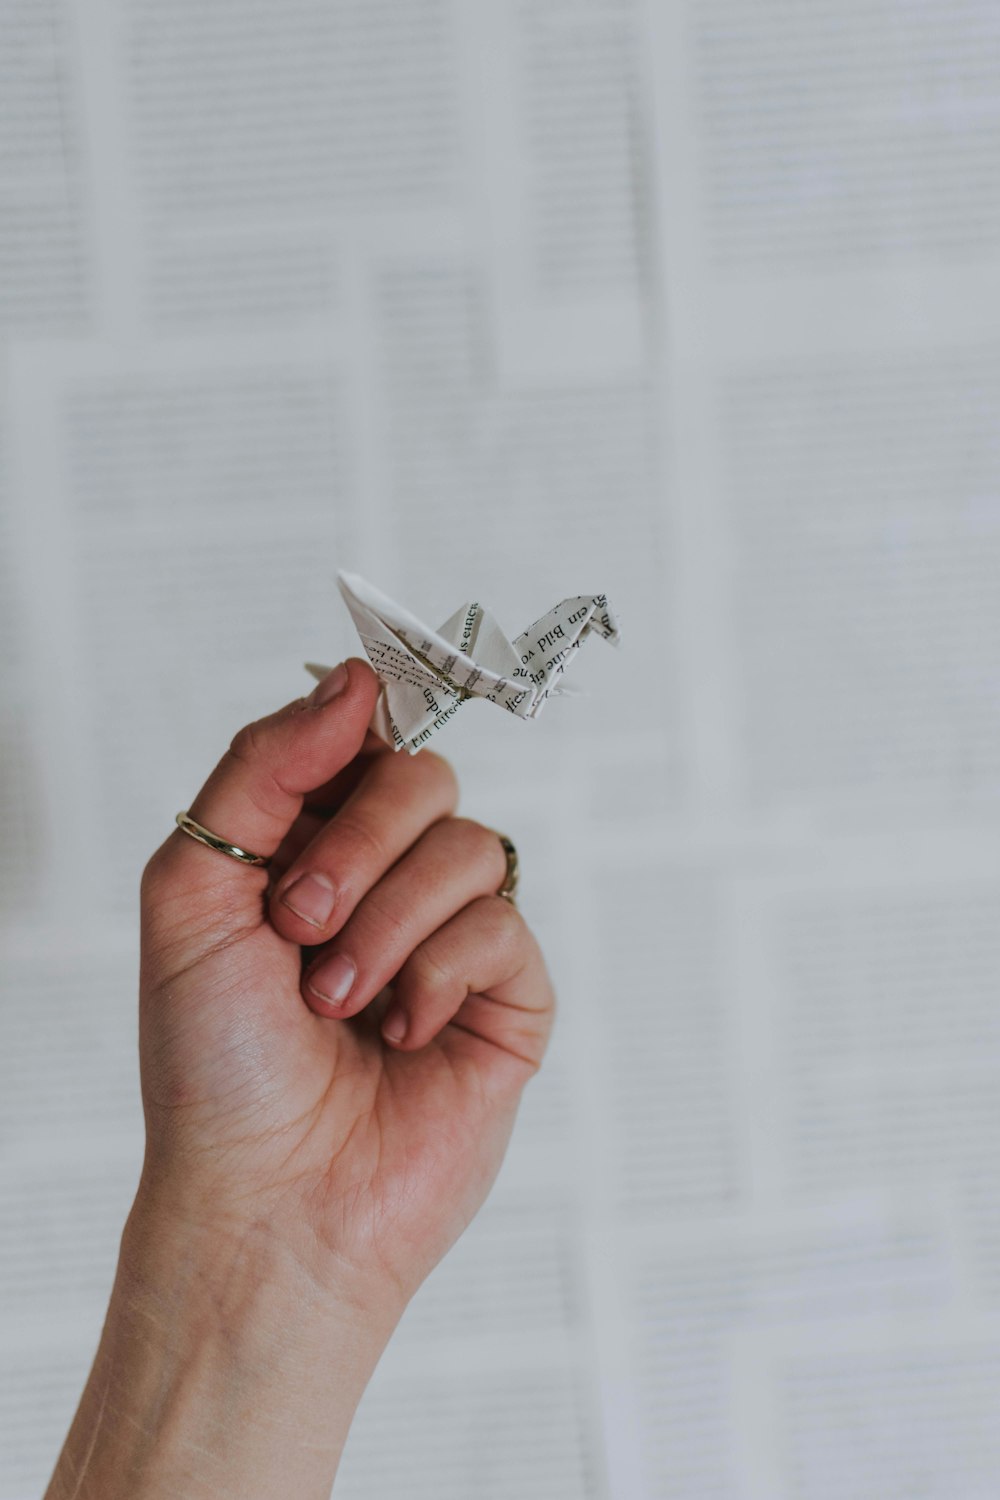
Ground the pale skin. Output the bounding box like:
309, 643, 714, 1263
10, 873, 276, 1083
44, 657, 555, 1499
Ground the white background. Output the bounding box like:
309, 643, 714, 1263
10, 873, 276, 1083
3, 1, 1000, 1495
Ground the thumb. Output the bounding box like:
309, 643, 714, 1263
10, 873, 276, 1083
141, 658, 380, 963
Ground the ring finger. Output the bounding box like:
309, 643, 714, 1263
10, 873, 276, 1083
301, 818, 509, 1018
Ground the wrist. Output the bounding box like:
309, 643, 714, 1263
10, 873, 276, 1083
118, 1181, 404, 1345
46, 1188, 403, 1500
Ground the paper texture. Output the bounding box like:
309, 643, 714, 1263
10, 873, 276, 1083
4, 3, 1000, 1498
305, 571, 620, 752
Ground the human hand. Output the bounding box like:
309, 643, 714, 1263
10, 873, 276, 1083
135, 657, 555, 1316
46, 658, 555, 1499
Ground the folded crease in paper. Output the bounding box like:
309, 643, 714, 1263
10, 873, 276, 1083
305, 570, 620, 753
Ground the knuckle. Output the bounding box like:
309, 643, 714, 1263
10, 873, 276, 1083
476, 891, 525, 948
353, 883, 412, 947
439, 817, 502, 866
227, 720, 293, 808
334, 811, 388, 872
415, 750, 459, 807
228, 719, 263, 766
406, 938, 454, 995
421, 821, 512, 903
370, 744, 459, 811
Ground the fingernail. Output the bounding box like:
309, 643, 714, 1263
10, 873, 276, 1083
309, 662, 349, 706
308, 953, 356, 1007
382, 1006, 407, 1044
281, 872, 336, 927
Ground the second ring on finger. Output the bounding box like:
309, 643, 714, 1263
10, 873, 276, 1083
302, 818, 510, 1017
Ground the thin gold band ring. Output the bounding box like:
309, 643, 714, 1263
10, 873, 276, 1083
491, 831, 519, 904
174, 811, 271, 867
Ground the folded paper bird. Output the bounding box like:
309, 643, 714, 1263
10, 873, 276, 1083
305, 571, 620, 753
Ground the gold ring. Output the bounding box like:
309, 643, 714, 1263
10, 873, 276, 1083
174, 811, 270, 867
491, 831, 519, 903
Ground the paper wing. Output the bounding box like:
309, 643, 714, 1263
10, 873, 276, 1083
336, 573, 534, 751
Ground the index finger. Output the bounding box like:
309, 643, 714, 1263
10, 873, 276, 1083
143, 658, 380, 928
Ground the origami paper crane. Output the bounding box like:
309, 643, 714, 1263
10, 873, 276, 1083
305, 571, 620, 753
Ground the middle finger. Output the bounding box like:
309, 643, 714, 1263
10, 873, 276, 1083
269, 747, 458, 944
301, 817, 509, 1018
